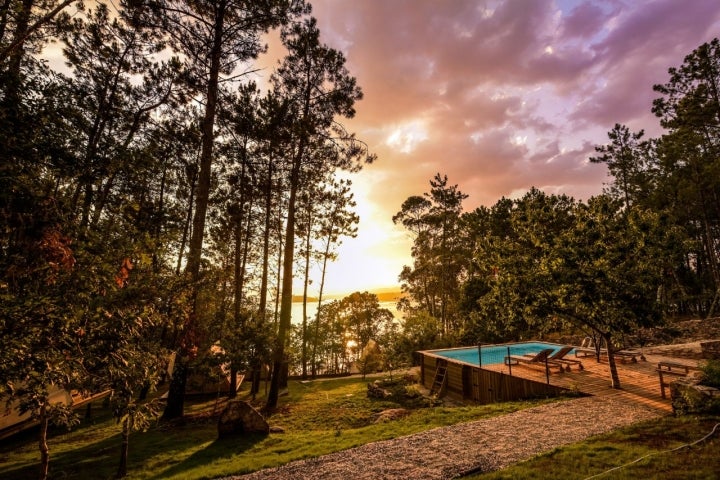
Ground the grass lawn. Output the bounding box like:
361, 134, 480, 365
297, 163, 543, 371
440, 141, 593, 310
0, 375, 560, 480
465, 414, 720, 479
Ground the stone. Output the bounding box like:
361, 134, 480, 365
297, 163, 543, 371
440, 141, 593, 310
403, 372, 419, 384
670, 377, 720, 415
372, 408, 410, 424
701, 340, 720, 360
217, 400, 269, 438
367, 381, 392, 399
269, 425, 286, 433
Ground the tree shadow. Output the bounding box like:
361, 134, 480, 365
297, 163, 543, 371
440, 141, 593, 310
149, 432, 268, 480
0, 429, 123, 480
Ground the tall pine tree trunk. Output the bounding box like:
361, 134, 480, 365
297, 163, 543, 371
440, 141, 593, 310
259, 161, 273, 319
267, 148, 303, 410
163, 3, 225, 420
312, 214, 336, 378
176, 165, 196, 274
301, 200, 313, 379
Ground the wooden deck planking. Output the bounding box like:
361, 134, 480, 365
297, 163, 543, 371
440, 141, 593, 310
482, 352, 700, 413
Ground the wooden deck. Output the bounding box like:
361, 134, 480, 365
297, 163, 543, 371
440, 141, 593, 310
482, 351, 700, 413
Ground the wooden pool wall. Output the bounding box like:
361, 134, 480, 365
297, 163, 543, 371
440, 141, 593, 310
420, 350, 568, 403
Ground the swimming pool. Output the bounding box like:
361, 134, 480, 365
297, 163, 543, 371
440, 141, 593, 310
431, 342, 570, 367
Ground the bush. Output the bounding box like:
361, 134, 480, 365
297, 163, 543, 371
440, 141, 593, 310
699, 359, 720, 388
367, 377, 439, 408
672, 361, 720, 415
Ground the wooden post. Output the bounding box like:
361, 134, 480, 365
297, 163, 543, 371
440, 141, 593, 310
507, 346, 512, 376
545, 357, 550, 384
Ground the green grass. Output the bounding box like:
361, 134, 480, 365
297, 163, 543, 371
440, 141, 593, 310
0, 376, 560, 480
464, 415, 720, 480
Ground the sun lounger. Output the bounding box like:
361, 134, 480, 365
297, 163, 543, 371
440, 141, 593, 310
575, 346, 645, 363
505, 348, 564, 372
531, 345, 583, 371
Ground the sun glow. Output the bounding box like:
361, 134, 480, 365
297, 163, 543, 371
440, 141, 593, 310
385, 121, 428, 154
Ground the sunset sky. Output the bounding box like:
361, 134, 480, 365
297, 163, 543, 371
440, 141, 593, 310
284, 0, 720, 296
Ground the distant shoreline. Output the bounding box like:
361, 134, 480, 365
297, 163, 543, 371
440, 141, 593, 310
291, 289, 404, 303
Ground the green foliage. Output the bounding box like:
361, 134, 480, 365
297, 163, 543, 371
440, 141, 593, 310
393, 174, 470, 333
700, 360, 720, 389
368, 377, 440, 408
590, 123, 653, 208
392, 310, 446, 363
459, 191, 665, 387
337, 291, 394, 355
648, 38, 720, 316
470, 188, 576, 340
304, 302, 351, 375
356, 348, 381, 379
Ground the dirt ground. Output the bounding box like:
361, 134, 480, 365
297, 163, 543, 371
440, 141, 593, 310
223, 396, 663, 480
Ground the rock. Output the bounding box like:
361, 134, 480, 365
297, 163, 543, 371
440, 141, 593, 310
670, 377, 720, 415
367, 381, 392, 399
217, 400, 269, 438
372, 408, 410, 424
701, 340, 720, 360
403, 372, 419, 384
269, 425, 285, 433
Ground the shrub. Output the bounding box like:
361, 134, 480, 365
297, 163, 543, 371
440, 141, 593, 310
699, 359, 720, 388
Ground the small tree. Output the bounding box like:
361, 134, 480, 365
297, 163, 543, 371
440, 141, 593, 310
393, 310, 443, 364
550, 196, 663, 388
356, 343, 382, 380
0, 227, 82, 480
472, 191, 663, 388
337, 292, 394, 355
94, 308, 168, 479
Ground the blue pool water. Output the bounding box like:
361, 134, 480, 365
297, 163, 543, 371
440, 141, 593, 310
431, 342, 570, 367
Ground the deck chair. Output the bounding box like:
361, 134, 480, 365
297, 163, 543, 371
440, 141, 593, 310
575, 345, 645, 363
612, 348, 646, 363
504, 348, 564, 372
523, 346, 584, 371
545, 346, 584, 371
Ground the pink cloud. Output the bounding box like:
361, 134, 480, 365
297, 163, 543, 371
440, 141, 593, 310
561, 2, 616, 40
282, 1, 720, 290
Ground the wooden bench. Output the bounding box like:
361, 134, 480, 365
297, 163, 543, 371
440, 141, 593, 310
657, 361, 699, 399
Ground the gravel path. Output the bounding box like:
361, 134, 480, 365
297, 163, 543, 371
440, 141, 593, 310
222, 395, 665, 480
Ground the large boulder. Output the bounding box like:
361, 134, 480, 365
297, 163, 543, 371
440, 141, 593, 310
218, 400, 269, 438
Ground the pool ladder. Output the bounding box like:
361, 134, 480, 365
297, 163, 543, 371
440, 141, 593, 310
430, 360, 448, 397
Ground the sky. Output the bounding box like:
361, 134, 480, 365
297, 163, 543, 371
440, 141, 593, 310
278, 0, 720, 296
